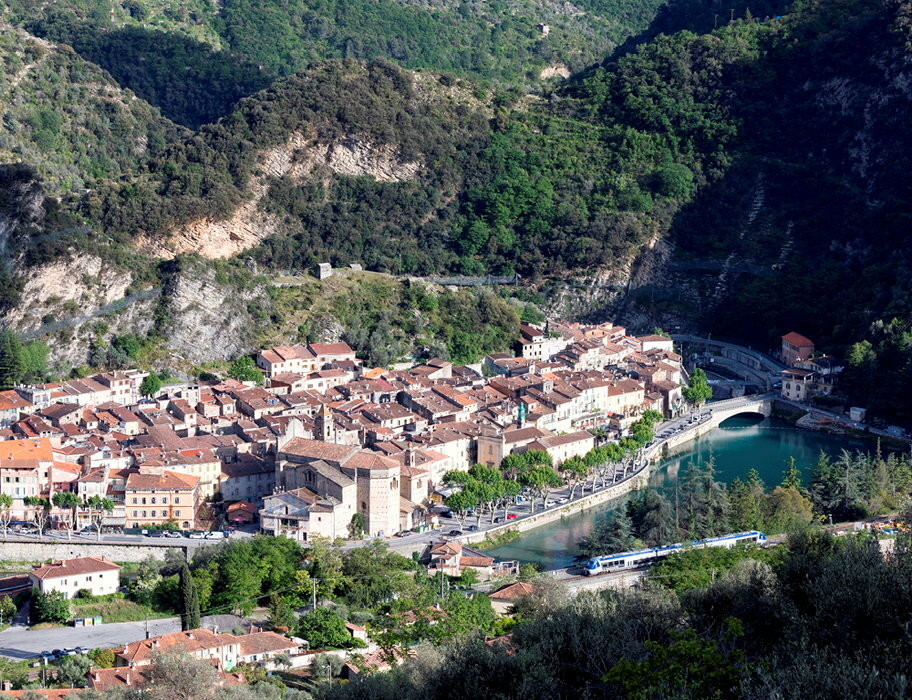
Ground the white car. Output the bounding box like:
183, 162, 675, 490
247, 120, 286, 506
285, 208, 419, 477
558, 497, 569, 504
188, 531, 206, 539
205, 531, 225, 540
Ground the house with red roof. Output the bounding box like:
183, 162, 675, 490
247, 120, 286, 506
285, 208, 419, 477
781, 332, 815, 365
29, 556, 121, 598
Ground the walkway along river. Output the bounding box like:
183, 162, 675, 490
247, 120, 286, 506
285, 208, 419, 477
485, 412, 871, 570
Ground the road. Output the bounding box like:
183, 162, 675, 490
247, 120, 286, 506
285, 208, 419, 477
0, 614, 243, 661
0, 617, 178, 660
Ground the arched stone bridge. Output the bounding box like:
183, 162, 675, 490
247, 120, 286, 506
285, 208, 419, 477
655, 393, 775, 454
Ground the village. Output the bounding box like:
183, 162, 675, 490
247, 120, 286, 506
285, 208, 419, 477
0, 321, 687, 542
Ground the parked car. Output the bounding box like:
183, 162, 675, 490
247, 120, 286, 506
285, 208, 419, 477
558, 497, 569, 504
163, 531, 183, 539
205, 531, 225, 540
61, 648, 78, 656
439, 510, 454, 519
467, 525, 479, 531
395, 530, 412, 538
448, 529, 463, 536
507, 513, 518, 520
75, 647, 89, 655
492, 517, 502, 523
147, 531, 164, 538
20, 526, 38, 534
188, 531, 206, 539
51, 650, 63, 658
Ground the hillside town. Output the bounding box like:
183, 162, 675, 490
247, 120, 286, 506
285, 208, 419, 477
0, 322, 685, 540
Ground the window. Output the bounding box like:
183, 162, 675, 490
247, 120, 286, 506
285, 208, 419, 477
151, 497, 156, 505
133, 510, 138, 517
142, 511, 147, 518
132, 498, 137, 504
162, 497, 168, 505
175, 497, 180, 504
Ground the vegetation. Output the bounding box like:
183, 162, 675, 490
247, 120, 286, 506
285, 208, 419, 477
31, 589, 69, 625
318, 526, 912, 698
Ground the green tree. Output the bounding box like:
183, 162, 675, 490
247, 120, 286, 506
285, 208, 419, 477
520, 463, 562, 513
781, 456, 802, 490
577, 510, 637, 558
0, 596, 15, 625
0, 329, 24, 389
32, 589, 69, 624
348, 513, 366, 539
268, 593, 295, 630
140, 373, 163, 397
297, 607, 351, 649
0, 493, 13, 540
180, 562, 200, 631
682, 368, 713, 408
57, 653, 91, 687
227, 356, 263, 383
763, 486, 815, 534
52, 491, 81, 540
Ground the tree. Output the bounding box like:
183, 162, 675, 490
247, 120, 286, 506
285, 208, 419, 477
85, 496, 114, 541
682, 368, 713, 408
445, 489, 477, 526
228, 356, 263, 383
560, 457, 589, 500
89, 647, 116, 668
143, 651, 220, 700
140, 373, 163, 398
57, 653, 91, 687
180, 562, 200, 631
348, 513, 366, 539
520, 464, 562, 513
0, 494, 12, 541
0, 596, 15, 625
0, 329, 24, 389
268, 594, 295, 630
577, 510, 636, 558
32, 589, 69, 624
781, 457, 802, 491
628, 488, 677, 546
52, 491, 81, 540
297, 607, 351, 649
24, 496, 50, 535
763, 486, 815, 534
312, 653, 345, 683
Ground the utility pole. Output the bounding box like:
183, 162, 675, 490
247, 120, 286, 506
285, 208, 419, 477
312, 579, 318, 610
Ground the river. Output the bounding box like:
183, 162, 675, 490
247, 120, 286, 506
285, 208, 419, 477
485, 415, 870, 570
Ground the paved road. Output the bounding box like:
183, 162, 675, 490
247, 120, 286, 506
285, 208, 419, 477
0, 614, 243, 661
0, 617, 180, 660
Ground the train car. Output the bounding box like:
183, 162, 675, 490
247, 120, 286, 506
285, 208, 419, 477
581, 530, 766, 576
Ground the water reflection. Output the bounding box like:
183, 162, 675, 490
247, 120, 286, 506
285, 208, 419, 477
486, 417, 870, 569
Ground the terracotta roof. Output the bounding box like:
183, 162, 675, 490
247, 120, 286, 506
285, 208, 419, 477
4, 691, 81, 699
782, 332, 814, 348
117, 628, 240, 666
280, 438, 359, 463
125, 470, 199, 491
31, 556, 121, 580
308, 342, 354, 356
344, 451, 399, 472
237, 631, 298, 656
489, 581, 536, 600
0, 437, 53, 467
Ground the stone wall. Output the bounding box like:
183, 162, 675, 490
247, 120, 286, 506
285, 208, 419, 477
0, 540, 189, 563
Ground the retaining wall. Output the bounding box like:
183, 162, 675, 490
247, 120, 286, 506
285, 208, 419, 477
0, 540, 189, 563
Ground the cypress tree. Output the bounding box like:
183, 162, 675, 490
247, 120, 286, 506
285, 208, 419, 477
180, 562, 200, 631
0, 329, 24, 390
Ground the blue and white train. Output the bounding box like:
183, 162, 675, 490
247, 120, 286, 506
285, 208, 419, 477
581, 531, 767, 575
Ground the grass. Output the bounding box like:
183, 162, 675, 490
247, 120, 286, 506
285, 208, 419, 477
474, 529, 521, 550
70, 595, 173, 624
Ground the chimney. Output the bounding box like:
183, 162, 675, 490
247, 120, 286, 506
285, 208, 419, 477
125, 671, 130, 685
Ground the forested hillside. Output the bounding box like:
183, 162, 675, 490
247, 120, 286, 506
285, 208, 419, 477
1, 0, 911, 382
7, 0, 671, 128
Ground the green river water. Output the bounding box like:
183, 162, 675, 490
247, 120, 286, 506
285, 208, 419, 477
486, 415, 872, 569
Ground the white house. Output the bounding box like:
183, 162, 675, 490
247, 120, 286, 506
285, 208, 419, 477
29, 556, 121, 599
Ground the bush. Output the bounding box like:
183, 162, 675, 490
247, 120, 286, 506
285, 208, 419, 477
31, 589, 69, 624
89, 647, 116, 668
75, 589, 93, 599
